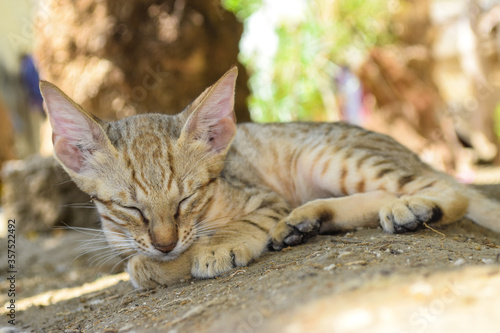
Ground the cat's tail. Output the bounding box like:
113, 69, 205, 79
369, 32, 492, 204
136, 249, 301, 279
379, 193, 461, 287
464, 186, 500, 233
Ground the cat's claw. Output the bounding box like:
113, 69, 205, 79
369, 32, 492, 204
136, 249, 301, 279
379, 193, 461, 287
269, 217, 321, 251
283, 229, 303, 246
380, 197, 443, 234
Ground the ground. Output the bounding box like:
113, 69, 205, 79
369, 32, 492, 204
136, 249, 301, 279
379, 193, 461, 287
2, 184, 500, 332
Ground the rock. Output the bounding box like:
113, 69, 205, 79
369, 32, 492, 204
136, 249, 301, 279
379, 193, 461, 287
1, 155, 96, 234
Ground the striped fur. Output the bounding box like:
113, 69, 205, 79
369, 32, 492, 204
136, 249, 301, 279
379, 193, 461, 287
40, 67, 500, 289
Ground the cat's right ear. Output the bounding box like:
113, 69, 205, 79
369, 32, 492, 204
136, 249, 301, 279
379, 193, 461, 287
40, 81, 111, 174
181, 67, 238, 154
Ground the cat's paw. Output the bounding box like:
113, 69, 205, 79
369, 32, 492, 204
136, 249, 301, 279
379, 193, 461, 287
191, 244, 255, 278
269, 207, 323, 251
127, 255, 163, 289
127, 254, 192, 289
379, 197, 443, 234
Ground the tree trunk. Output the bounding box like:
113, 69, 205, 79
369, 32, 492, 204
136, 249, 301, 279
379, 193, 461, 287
358, 0, 465, 172
35, 0, 250, 122
0, 96, 16, 166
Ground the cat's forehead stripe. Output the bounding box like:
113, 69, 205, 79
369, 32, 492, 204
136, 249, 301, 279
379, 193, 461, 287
166, 148, 175, 191
104, 114, 183, 196
128, 133, 170, 190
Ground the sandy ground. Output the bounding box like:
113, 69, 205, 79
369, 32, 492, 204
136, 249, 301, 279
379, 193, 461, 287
1, 184, 500, 332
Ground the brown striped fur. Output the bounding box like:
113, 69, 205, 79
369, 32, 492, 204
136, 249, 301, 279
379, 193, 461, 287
40, 67, 500, 289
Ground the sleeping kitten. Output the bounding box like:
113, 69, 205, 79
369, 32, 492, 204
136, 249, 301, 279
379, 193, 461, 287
40, 67, 500, 289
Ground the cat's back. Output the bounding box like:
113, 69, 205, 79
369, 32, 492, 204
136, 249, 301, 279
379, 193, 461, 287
233, 121, 418, 159
229, 121, 426, 206
236, 121, 349, 145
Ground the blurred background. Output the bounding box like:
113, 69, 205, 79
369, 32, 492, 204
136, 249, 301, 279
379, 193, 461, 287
2, 0, 500, 235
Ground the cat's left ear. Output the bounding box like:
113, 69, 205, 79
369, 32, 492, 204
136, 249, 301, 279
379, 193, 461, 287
39, 81, 112, 175
181, 66, 238, 153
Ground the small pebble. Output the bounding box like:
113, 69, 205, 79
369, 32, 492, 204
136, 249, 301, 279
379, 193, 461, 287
118, 324, 133, 332
482, 258, 495, 265
324, 264, 336, 271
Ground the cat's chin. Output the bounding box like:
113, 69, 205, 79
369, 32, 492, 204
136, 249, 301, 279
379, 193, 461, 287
145, 248, 189, 262
146, 252, 182, 262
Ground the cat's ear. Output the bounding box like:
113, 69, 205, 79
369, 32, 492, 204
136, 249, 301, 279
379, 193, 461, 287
40, 81, 111, 174
181, 66, 238, 153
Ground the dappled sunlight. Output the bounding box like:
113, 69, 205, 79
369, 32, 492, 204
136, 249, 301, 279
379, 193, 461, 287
0, 273, 128, 313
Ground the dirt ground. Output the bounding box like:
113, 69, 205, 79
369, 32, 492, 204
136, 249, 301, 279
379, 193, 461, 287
2, 184, 500, 332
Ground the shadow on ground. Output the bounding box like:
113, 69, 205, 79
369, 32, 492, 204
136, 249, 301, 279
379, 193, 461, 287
2, 185, 500, 332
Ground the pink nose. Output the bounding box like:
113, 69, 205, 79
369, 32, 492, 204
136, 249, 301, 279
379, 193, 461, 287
153, 241, 177, 253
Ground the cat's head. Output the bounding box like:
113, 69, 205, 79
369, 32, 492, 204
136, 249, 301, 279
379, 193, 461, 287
40, 67, 238, 261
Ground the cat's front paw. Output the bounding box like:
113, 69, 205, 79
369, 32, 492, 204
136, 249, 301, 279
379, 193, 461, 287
191, 244, 255, 279
269, 207, 323, 251
127, 255, 162, 289
379, 197, 443, 233
127, 254, 192, 289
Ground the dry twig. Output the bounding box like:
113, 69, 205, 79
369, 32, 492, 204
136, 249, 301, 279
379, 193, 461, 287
423, 222, 446, 238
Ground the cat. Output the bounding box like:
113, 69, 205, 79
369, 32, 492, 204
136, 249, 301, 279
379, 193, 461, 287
39, 67, 500, 289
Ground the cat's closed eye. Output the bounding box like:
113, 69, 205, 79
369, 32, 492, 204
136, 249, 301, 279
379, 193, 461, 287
175, 194, 195, 219
123, 206, 148, 224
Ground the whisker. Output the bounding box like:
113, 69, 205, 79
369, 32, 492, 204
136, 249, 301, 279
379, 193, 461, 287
88, 241, 135, 253
195, 216, 233, 226
110, 253, 136, 273
94, 250, 135, 274
196, 222, 231, 228
196, 230, 241, 237
75, 239, 108, 246
53, 226, 106, 236
76, 248, 117, 263
195, 220, 232, 231
75, 235, 135, 263
61, 205, 96, 209
75, 242, 110, 252
93, 256, 121, 274
57, 226, 127, 238
196, 218, 232, 226
63, 201, 94, 205
91, 251, 125, 269
88, 249, 121, 265
57, 179, 76, 185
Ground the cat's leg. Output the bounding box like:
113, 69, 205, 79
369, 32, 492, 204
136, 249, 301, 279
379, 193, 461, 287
127, 248, 194, 289
379, 177, 469, 233
191, 223, 267, 278
270, 177, 469, 250
191, 202, 290, 278
270, 190, 397, 250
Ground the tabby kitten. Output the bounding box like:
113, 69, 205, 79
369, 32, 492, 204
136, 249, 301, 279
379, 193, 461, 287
40, 67, 500, 289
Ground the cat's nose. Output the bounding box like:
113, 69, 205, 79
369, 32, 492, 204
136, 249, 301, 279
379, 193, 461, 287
150, 223, 178, 253
153, 241, 177, 253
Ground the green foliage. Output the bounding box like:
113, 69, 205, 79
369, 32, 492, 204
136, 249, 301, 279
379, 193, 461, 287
222, 0, 262, 20
226, 0, 395, 122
